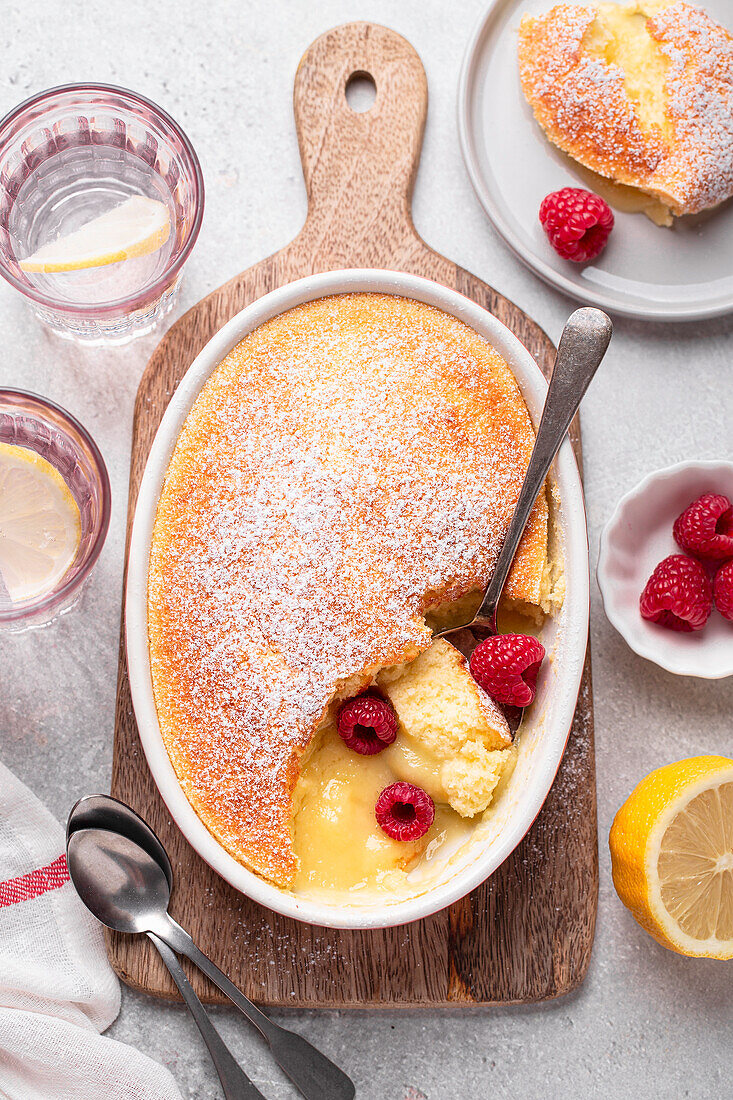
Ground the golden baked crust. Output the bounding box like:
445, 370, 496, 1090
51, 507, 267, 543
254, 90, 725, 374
518, 1, 733, 216
148, 293, 547, 887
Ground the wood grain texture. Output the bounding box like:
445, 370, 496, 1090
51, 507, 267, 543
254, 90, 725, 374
108, 22, 598, 1007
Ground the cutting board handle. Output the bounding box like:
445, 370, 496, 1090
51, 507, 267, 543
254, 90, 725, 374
293, 22, 428, 263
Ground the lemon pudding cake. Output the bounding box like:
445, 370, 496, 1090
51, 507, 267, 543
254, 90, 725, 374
148, 293, 559, 898
518, 1, 733, 222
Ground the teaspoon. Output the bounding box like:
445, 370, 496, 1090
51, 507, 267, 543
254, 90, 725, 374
67, 793, 172, 886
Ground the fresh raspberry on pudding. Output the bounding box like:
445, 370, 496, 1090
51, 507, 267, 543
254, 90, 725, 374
336, 693, 397, 755
375, 782, 435, 841
714, 561, 733, 622
469, 634, 546, 708
640, 554, 712, 632
673, 493, 733, 563
539, 188, 614, 262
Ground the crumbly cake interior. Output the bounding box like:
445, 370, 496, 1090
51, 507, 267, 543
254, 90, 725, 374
293, 539, 563, 901
148, 292, 554, 893
380, 640, 512, 808
518, 0, 733, 217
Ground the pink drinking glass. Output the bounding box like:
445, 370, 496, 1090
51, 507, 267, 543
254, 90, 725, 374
0, 389, 111, 630
0, 84, 204, 343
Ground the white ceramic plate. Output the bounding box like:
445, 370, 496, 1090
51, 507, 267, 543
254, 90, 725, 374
458, 0, 733, 321
126, 269, 590, 929
598, 460, 733, 678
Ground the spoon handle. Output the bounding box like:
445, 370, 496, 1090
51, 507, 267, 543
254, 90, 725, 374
473, 307, 612, 630
160, 917, 355, 1100
149, 934, 267, 1100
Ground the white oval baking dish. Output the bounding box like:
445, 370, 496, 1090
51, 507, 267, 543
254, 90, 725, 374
126, 269, 589, 929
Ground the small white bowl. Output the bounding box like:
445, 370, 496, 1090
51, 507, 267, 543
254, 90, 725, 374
598, 460, 733, 679
126, 269, 590, 929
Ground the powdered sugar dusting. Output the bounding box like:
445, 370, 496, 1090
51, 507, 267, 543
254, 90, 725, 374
147, 294, 545, 885
650, 2, 733, 211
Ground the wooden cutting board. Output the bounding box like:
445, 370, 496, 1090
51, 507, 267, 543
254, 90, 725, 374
109, 21, 598, 1007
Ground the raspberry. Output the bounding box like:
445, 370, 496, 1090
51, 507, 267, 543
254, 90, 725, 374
714, 561, 733, 622
336, 693, 397, 755
375, 782, 435, 842
673, 493, 733, 563
640, 554, 712, 632
539, 187, 614, 262
469, 634, 546, 707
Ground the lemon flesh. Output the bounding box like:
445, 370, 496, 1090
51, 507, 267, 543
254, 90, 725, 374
658, 781, 733, 943
19, 196, 171, 274
0, 442, 81, 603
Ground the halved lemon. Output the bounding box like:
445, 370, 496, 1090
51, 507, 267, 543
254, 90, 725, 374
610, 756, 733, 958
19, 196, 171, 273
0, 442, 81, 603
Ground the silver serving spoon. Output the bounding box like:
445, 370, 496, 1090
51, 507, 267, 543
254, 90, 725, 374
66, 822, 355, 1100
434, 307, 612, 644
433, 307, 611, 728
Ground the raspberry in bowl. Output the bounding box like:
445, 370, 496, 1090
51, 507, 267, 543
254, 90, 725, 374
714, 562, 733, 622
598, 460, 733, 679
639, 555, 712, 633
673, 493, 733, 563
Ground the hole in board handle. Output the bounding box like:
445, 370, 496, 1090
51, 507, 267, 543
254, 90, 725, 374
345, 71, 377, 113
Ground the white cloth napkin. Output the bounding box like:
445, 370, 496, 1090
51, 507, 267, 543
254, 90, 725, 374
0, 762, 183, 1100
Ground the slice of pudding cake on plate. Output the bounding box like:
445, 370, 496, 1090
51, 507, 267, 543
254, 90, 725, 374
518, 1, 733, 222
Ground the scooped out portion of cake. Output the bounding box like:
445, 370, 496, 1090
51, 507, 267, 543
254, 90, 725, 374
292, 639, 518, 899
292, 724, 432, 896
518, 1, 733, 219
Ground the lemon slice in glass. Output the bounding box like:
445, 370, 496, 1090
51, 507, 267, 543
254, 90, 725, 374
610, 756, 733, 958
19, 196, 171, 274
0, 442, 81, 603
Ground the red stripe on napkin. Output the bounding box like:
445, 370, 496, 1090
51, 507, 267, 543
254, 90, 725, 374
0, 854, 70, 908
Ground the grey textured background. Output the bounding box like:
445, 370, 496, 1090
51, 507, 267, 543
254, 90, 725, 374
1, 0, 732, 1097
